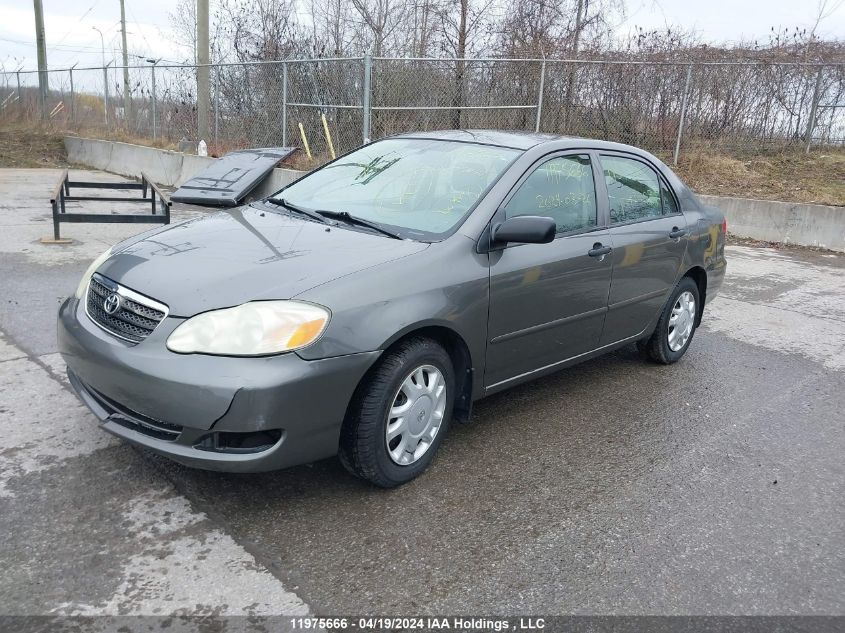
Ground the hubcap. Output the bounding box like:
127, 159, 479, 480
385, 364, 447, 466
668, 290, 696, 352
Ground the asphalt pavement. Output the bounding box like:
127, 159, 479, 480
1, 168, 843, 618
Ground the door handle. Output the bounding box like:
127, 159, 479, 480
669, 226, 687, 239
588, 243, 612, 258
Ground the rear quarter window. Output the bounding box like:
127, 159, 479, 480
661, 180, 680, 214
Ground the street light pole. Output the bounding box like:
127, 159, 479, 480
93, 26, 109, 126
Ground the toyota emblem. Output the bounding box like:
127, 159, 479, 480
103, 293, 121, 315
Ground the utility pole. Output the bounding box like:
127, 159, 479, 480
119, 0, 131, 123
33, 0, 48, 119
197, 0, 210, 143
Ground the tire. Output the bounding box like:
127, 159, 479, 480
640, 276, 701, 365
338, 337, 455, 487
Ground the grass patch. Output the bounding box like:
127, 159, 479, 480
0, 123, 184, 169
0, 124, 67, 168
671, 147, 845, 207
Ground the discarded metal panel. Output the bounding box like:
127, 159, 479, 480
171, 147, 297, 206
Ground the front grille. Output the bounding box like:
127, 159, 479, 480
86, 382, 183, 441
86, 274, 167, 343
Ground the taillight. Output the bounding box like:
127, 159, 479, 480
722, 218, 727, 235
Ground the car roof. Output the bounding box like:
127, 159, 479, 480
391, 129, 560, 150
391, 129, 655, 156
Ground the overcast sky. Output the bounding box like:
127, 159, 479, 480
1, 0, 843, 71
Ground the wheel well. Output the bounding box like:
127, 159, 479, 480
382, 326, 475, 423
684, 266, 707, 325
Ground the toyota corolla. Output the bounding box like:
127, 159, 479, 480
58, 130, 727, 487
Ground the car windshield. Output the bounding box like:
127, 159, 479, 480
275, 138, 520, 240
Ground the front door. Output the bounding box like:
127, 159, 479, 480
485, 153, 613, 389
597, 153, 689, 345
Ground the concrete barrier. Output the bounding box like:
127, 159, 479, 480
252, 169, 302, 198
177, 153, 217, 187
64, 136, 302, 194
700, 194, 845, 253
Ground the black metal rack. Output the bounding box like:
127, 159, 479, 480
49, 170, 172, 241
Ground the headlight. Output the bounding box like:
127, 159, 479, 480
166, 301, 330, 356
74, 247, 113, 299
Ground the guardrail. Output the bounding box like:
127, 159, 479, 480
49, 170, 171, 241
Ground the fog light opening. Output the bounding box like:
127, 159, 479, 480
194, 429, 283, 454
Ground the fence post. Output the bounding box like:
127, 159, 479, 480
282, 61, 288, 147
214, 64, 220, 148
362, 53, 372, 143
15, 71, 21, 114
673, 64, 693, 166
805, 65, 824, 154
103, 63, 111, 127
535, 57, 546, 133
150, 62, 157, 140
69, 65, 76, 124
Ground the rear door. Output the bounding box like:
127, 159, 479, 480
485, 153, 613, 389
597, 153, 689, 345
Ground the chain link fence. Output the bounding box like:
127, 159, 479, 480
2, 56, 843, 164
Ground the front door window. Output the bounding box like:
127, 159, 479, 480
503, 155, 597, 235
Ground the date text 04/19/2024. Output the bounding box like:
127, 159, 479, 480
289, 617, 547, 630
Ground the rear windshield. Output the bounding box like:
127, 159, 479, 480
276, 138, 520, 240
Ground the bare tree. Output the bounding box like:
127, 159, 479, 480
810, 0, 845, 38
155, 0, 844, 155
436, 0, 496, 127
410, 0, 440, 57
310, 0, 358, 56
217, 0, 306, 62
349, 0, 410, 55
169, 0, 225, 63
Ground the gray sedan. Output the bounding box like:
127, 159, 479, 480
58, 130, 727, 487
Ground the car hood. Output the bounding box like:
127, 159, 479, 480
97, 205, 429, 316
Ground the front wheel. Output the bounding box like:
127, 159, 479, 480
339, 337, 454, 487
639, 277, 700, 364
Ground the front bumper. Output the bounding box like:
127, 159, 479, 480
58, 296, 380, 472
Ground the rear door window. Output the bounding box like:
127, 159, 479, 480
600, 156, 662, 224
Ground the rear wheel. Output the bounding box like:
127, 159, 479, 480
640, 276, 700, 364
339, 337, 454, 487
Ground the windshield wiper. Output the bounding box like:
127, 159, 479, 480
265, 197, 330, 225
265, 198, 403, 240
317, 210, 404, 240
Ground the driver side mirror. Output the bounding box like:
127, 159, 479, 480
491, 215, 556, 246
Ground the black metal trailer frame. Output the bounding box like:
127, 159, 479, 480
49, 170, 172, 241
